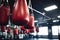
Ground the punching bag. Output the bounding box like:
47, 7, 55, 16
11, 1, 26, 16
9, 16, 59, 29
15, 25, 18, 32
13, 28, 19, 35
0, 0, 10, 25
24, 29, 30, 34
12, 0, 29, 25
7, 27, 11, 33
24, 29, 34, 34
20, 26, 25, 31
24, 15, 34, 33
27, 15, 34, 29
29, 29, 34, 33
36, 27, 39, 33
1, 26, 6, 32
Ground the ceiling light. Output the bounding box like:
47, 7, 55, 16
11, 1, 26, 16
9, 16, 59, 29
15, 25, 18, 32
57, 15, 60, 18
44, 5, 58, 11
34, 20, 38, 22
53, 20, 59, 22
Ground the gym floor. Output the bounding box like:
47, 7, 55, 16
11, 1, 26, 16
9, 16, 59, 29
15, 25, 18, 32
14, 38, 59, 40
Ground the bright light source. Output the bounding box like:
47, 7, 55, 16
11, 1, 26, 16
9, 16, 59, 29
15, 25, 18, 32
44, 5, 58, 11
34, 20, 38, 22
52, 26, 58, 35
38, 27, 48, 35
57, 15, 60, 18
53, 20, 59, 22
59, 26, 60, 33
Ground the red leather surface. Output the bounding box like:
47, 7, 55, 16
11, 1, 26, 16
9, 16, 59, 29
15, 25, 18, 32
36, 27, 39, 32
20, 26, 25, 31
1, 26, 6, 32
13, 28, 19, 35
27, 16, 34, 29
12, 0, 29, 25
7, 27, 11, 33
0, 6, 10, 25
24, 29, 30, 34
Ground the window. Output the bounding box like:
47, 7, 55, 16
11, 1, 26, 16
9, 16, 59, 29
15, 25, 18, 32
38, 27, 48, 35
52, 26, 58, 35
58, 25, 60, 33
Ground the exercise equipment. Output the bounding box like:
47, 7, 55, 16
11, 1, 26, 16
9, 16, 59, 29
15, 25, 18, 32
0, 0, 10, 25
36, 27, 39, 33
12, 0, 29, 25
13, 28, 19, 35
7, 27, 11, 33
20, 26, 25, 31
1, 26, 6, 32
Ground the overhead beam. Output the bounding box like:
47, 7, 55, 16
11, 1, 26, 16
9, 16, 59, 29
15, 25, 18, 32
28, 6, 51, 19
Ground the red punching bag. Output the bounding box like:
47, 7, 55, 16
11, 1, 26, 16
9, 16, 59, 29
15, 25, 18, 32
20, 26, 25, 31
25, 15, 34, 33
29, 29, 34, 33
24, 29, 30, 34
7, 27, 11, 33
13, 28, 19, 35
36, 27, 39, 33
0, 0, 10, 25
1, 26, 6, 32
27, 15, 34, 29
12, 0, 29, 25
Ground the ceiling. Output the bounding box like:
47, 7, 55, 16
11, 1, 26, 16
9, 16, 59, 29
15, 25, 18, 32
27, 0, 60, 25
31, 0, 60, 18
